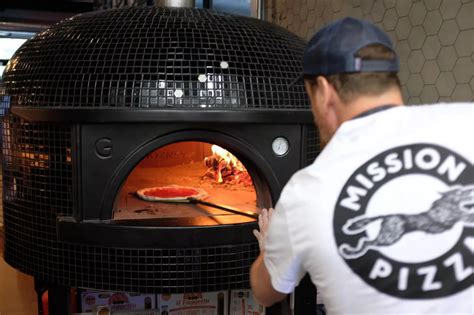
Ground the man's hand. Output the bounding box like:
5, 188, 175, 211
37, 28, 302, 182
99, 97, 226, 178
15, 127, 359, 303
250, 207, 286, 306
253, 208, 274, 252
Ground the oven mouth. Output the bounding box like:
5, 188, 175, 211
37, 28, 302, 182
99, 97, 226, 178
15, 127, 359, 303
94, 129, 278, 222
112, 141, 263, 226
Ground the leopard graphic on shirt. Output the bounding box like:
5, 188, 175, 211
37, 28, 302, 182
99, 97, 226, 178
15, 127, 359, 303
339, 186, 474, 259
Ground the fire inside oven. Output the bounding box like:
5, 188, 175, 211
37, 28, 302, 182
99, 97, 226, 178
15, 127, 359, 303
114, 141, 260, 225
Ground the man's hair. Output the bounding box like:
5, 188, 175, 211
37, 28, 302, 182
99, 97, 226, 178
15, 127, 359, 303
305, 44, 401, 103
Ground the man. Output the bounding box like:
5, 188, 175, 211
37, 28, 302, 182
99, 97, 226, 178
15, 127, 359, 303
250, 17, 473, 314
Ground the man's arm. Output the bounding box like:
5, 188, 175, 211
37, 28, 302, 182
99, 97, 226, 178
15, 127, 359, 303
250, 252, 287, 307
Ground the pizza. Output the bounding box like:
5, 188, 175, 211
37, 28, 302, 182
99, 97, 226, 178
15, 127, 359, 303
136, 185, 207, 202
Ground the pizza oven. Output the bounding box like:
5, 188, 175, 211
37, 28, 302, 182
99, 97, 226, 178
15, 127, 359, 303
1, 6, 318, 301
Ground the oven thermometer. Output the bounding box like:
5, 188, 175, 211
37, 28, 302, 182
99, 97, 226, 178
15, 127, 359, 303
272, 137, 289, 156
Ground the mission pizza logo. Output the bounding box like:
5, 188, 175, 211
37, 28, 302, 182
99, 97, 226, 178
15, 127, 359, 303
333, 143, 473, 299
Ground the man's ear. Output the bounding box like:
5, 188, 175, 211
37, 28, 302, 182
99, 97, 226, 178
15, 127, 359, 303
316, 76, 343, 133
315, 76, 332, 114
304, 80, 316, 103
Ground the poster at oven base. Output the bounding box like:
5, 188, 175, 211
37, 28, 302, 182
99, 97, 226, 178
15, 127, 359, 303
158, 291, 228, 315
74, 310, 159, 315
112, 311, 159, 315
80, 291, 156, 312
230, 290, 265, 315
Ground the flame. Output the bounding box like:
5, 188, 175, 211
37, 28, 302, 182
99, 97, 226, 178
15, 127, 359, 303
211, 145, 245, 170
204, 145, 251, 185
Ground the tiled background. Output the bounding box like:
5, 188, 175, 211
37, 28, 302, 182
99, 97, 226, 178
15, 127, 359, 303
264, 0, 474, 104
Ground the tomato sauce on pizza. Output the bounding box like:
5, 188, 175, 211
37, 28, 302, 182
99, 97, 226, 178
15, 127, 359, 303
143, 187, 200, 198
136, 185, 207, 202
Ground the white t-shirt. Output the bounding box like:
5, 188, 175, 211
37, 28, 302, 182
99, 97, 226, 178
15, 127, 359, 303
264, 103, 474, 315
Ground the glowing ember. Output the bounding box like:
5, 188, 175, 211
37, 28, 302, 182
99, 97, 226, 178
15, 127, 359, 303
204, 145, 252, 186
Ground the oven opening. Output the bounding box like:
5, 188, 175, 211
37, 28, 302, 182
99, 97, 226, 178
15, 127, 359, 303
113, 141, 266, 226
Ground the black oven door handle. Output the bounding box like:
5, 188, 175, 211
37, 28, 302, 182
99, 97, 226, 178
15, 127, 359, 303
56, 216, 257, 248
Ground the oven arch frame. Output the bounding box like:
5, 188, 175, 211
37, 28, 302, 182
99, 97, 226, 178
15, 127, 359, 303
103, 129, 278, 220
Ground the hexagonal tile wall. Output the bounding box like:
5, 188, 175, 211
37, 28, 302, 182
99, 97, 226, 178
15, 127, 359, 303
438, 20, 459, 46
395, 16, 411, 40
451, 84, 473, 101
408, 50, 425, 73
453, 57, 474, 84
440, 0, 461, 20
420, 85, 440, 104
384, 0, 397, 9
265, 0, 474, 103
421, 60, 440, 84
436, 72, 457, 97
408, 26, 427, 50
409, 1, 427, 26
371, 0, 385, 22
455, 30, 474, 57
437, 46, 458, 71
456, 2, 474, 30
422, 35, 441, 60
424, 0, 442, 11
407, 73, 424, 96
398, 63, 411, 85
383, 8, 398, 30
396, 0, 412, 17
423, 11, 442, 35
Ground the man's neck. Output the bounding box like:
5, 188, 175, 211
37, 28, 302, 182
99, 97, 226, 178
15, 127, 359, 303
336, 88, 404, 124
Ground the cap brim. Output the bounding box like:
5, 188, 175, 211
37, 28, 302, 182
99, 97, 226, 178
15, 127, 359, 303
288, 73, 304, 87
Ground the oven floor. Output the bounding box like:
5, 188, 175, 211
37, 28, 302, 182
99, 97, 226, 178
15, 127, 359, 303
114, 161, 258, 224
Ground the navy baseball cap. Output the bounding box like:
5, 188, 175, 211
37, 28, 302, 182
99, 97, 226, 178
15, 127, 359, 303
290, 17, 399, 85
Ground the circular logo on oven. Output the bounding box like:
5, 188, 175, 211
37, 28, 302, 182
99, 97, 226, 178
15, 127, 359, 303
333, 144, 473, 299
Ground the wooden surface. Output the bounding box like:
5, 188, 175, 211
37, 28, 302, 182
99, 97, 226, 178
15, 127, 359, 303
0, 211, 37, 314
0, 224, 5, 257
0, 167, 3, 229
1, 217, 38, 315
0, 165, 4, 270
0, 226, 3, 254
0, 242, 38, 315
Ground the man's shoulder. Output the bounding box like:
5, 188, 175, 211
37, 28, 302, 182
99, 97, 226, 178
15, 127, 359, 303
335, 102, 473, 141
404, 102, 473, 116
402, 103, 473, 132
412, 102, 473, 108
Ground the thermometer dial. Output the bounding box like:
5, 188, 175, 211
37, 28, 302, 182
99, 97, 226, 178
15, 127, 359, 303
272, 137, 289, 156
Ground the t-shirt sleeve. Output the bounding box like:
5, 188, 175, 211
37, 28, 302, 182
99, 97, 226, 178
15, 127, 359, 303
263, 203, 306, 294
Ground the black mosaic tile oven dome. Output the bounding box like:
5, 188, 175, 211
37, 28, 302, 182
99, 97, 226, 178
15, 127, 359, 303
2, 7, 318, 294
